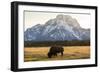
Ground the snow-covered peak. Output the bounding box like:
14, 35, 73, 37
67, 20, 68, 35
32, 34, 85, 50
24, 14, 90, 41
55, 14, 80, 28
56, 14, 72, 20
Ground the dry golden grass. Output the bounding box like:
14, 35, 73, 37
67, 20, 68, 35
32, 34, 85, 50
24, 46, 90, 62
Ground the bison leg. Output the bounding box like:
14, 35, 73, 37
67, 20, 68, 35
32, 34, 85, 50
54, 53, 57, 56
61, 52, 63, 56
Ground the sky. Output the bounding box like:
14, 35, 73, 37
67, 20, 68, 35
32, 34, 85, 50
24, 11, 91, 31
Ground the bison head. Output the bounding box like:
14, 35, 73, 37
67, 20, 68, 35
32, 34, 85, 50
48, 52, 52, 58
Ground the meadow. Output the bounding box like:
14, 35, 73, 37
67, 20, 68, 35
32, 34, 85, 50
24, 46, 90, 62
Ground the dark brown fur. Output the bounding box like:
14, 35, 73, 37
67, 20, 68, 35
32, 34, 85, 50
48, 46, 64, 58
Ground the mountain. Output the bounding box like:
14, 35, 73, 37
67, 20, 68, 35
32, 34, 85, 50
24, 14, 90, 42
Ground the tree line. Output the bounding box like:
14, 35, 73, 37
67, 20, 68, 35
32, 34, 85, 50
24, 40, 90, 47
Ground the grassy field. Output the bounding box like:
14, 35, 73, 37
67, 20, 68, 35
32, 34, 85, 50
24, 46, 90, 62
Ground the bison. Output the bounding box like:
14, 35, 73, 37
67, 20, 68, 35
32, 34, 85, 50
48, 46, 64, 58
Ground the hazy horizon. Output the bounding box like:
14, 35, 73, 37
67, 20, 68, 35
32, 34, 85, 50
24, 11, 91, 31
